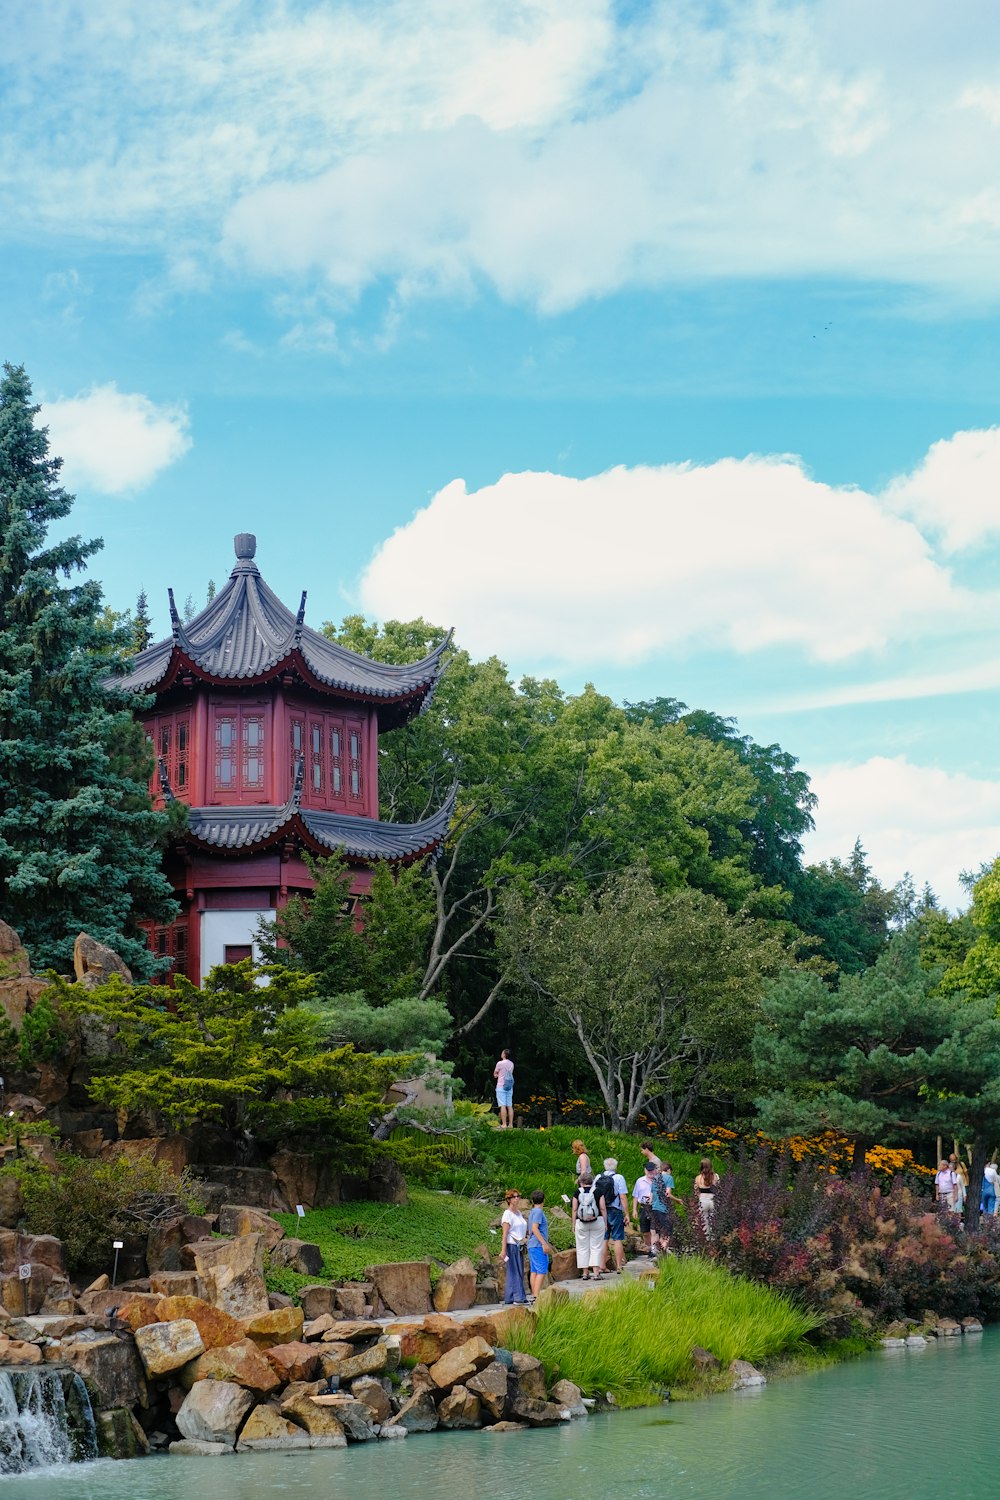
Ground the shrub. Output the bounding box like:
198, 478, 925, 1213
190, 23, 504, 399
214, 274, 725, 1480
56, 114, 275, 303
675, 1147, 1000, 1332
6, 1152, 205, 1270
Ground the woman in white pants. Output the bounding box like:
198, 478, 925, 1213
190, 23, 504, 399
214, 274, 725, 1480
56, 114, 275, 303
572, 1173, 608, 1281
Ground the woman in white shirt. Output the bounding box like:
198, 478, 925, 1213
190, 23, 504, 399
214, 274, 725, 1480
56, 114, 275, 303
500, 1189, 528, 1304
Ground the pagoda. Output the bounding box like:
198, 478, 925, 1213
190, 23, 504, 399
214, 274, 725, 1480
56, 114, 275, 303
114, 532, 454, 983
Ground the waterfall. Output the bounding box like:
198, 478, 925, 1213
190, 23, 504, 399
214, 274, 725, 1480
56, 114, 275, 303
0, 1368, 98, 1473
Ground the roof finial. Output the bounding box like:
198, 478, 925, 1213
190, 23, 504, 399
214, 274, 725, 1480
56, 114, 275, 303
167, 587, 183, 643
234, 532, 257, 562
293, 590, 307, 646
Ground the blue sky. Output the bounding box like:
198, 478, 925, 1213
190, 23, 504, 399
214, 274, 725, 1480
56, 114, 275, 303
4, 0, 1000, 906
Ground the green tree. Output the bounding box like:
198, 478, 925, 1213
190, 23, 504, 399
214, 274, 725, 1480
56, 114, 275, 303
754, 934, 970, 1167
0, 363, 176, 974
789, 840, 901, 975
133, 589, 153, 653
939, 856, 1000, 999
58, 961, 411, 1171
500, 865, 786, 1130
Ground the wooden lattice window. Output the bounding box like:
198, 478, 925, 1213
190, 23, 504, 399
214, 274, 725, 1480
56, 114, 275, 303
309, 720, 324, 794
290, 716, 304, 787
349, 729, 362, 800
330, 721, 343, 795
242, 714, 265, 790
215, 714, 237, 790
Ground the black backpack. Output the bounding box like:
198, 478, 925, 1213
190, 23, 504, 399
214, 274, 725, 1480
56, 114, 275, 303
595, 1172, 618, 1209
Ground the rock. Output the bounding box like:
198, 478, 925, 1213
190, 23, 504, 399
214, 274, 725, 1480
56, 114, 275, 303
937, 1319, 962, 1337
963, 1319, 984, 1334
244, 1304, 305, 1348
0, 1231, 65, 1277
905, 1335, 928, 1347
116, 1296, 161, 1334
730, 1359, 767, 1389
324, 1342, 389, 1382
438, 1384, 482, 1429
176, 1379, 254, 1447
351, 1376, 393, 1424
303, 1314, 336, 1341
344, 1155, 408, 1206
299, 1284, 339, 1320
268, 1239, 324, 1275
880, 1336, 906, 1348
186, 1234, 269, 1320
509, 1394, 566, 1426
549, 1248, 580, 1281
379, 1423, 407, 1439
268, 1149, 339, 1211
367, 1261, 432, 1316
510, 1351, 547, 1400
432, 1257, 478, 1314
467, 1359, 511, 1421
96, 1406, 150, 1459
69, 1128, 105, 1158
487, 1420, 529, 1433
149, 1270, 206, 1300
169, 1438, 232, 1457
3, 1340, 41, 1364
314, 1394, 379, 1442
135, 1319, 205, 1377
335, 1284, 372, 1319
0, 921, 30, 978
691, 1344, 720, 1372
185, 1339, 282, 1396
280, 1390, 348, 1445
387, 1391, 439, 1433
430, 1335, 495, 1391
86, 1274, 110, 1294
147, 1214, 214, 1273
550, 1378, 587, 1417
218, 1205, 285, 1249
268, 1292, 294, 1311
196, 1165, 279, 1210
62, 1334, 147, 1411
154, 1295, 245, 1350
534, 1285, 569, 1312
321, 1319, 382, 1343
0, 1175, 24, 1229
0, 976, 49, 1032
237, 1404, 312, 1451
263, 1341, 320, 1383
73, 933, 132, 988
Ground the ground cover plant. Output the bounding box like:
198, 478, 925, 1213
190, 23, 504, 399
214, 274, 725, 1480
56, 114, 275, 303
504, 1256, 820, 1406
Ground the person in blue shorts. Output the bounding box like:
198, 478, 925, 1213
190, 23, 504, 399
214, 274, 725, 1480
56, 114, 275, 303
527, 1190, 552, 1300
493, 1049, 514, 1129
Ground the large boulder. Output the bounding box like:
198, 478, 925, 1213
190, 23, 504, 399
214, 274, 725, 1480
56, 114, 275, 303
0, 1175, 24, 1229
150, 1270, 205, 1300
324, 1342, 389, 1382
439, 1384, 482, 1429
135, 1318, 205, 1378
312, 1394, 379, 1442
217, 1205, 285, 1249
95, 1407, 150, 1459
387, 1391, 438, 1433
154, 1295, 245, 1350
195, 1166, 279, 1210
185, 1234, 270, 1319
0, 921, 48, 1029
268, 1149, 340, 1211
432, 1258, 478, 1314
147, 1213, 214, 1272
368, 1261, 432, 1316
73, 933, 132, 988
430, 1336, 494, 1391
0, 1231, 65, 1276
268, 1239, 324, 1275
549, 1249, 580, 1281
551, 1379, 587, 1418
176, 1379, 254, 1448
237, 1404, 311, 1452
467, 1360, 511, 1422
511, 1351, 547, 1401
279, 1390, 348, 1445
264, 1341, 320, 1384
62, 1334, 148, 1411
509, 1394, 566, 1426
319, 1319, 381, 1343
244, 1304, 304, 1349
299, 1284, 339, 1320
183, 1339, 282, 1397
336, 1284, 373, 1318
351, 1376, 393, 1424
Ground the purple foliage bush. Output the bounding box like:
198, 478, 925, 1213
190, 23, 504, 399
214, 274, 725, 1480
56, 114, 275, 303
674, 1148, 1000, 1334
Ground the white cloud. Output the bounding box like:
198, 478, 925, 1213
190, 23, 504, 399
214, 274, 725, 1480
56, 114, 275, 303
7, 3, 1000, 311
804, 756, 1000, 909
358, 451, 981, 670
883, 427, 1000, 553
42, 385, 191, 495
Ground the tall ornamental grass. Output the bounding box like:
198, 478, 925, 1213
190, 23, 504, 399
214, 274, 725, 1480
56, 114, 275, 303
505, 1256, 820, 1406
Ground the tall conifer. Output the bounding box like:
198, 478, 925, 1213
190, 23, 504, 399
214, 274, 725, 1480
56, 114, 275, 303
0, 363, 176, 975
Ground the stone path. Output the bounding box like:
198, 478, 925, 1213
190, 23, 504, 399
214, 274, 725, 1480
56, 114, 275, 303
377, 1254, 658, 1327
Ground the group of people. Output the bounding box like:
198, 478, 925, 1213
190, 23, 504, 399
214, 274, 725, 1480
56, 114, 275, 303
498, 1137, 722, 1304
935, 1154, 1000, 1216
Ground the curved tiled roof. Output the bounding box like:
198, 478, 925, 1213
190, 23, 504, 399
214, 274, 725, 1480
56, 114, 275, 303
184, 785, 457, 863
116, 533, 449, 707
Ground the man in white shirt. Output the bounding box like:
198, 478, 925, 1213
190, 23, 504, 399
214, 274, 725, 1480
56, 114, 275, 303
632, 1163, 656, 1254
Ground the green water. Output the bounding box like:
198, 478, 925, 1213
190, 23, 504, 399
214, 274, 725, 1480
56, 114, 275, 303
3, 1334, 997, 1499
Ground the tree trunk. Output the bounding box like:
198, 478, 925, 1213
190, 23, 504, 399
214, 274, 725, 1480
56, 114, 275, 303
965, 1139, 990, 1233
851, 1137, 868, 1171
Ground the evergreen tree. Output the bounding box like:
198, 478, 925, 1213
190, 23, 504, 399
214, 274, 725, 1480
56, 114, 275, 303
133, 589, 153, 653
0, 363, 176, 975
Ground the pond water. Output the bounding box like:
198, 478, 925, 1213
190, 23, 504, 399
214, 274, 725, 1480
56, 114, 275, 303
2, 1332, 996, 1500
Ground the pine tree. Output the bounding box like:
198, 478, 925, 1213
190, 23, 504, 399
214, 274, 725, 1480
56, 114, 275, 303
133, 589, 153, 653
0, 363, 177, 976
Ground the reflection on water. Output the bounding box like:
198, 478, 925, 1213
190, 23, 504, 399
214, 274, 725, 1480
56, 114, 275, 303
1, 1332, 997, 1500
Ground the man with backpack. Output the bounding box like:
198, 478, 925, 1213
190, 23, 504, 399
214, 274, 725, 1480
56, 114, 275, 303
595, 1157, 630, 1274
572, 1171, 608, 1280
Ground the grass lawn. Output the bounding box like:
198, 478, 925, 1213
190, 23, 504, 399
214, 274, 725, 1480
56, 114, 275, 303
267, 1123, 716, 1293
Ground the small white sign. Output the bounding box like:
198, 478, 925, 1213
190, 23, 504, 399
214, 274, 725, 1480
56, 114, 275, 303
295, 1205, 306, 1218
17, 1264, 31, 1281
112, 1241, 124, 1250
